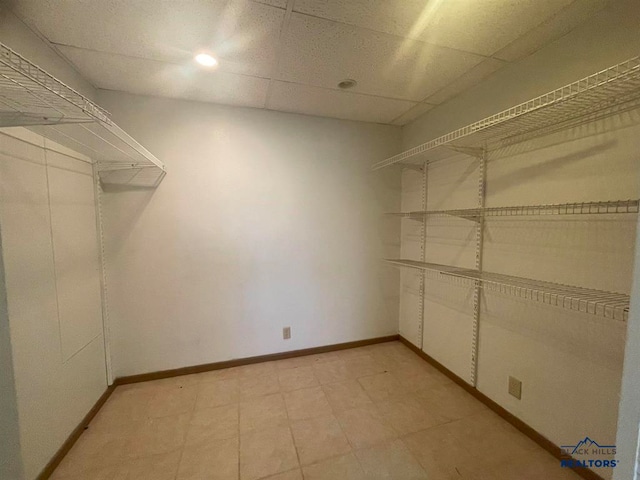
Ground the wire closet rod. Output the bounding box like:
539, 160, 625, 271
385, 259, 629, 321
372, 56, 640, 170
387, 199, 640, 220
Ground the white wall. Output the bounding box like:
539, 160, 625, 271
0, 10, 108, 480
0, 128, 107, 480
399, 1, 640, 478
96, 90, 401, 378
0, 6, 95, 99
614, 185, 640, 480
0, 227, 23, 480
403, 0, 640, 146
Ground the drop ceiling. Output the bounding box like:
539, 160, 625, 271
10, 0, 609, 125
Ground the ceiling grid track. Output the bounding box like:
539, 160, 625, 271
264, 0, 296, 109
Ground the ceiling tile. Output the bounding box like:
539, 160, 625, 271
492, 0, 610, 62
9, 0, 608, 123
293, 0, 575, 57
57, 45, 269, 108
277, 13, 485, 101
267, 81, 417, 124
13, 0, 284, 77
390, 103, 434, 126
424, 57, 507, 105
293, 0, 427, 36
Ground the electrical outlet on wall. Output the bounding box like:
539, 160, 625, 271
283, 327, 291, 340
508, 376, 522, 399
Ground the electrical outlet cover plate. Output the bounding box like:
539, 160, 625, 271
508, 376, 522, 399
283, 327, 291, 340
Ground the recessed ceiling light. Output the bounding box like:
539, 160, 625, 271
195, 53, 218, 68
338, 79, 357, 89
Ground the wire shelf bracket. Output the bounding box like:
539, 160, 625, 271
0, 42, 165, 187
470, 150, 487, 386
372, 56, 640, 170
385, 259, 630, 322
388, 199, 640, 222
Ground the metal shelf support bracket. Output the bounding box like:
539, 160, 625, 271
471, 148, 487, 387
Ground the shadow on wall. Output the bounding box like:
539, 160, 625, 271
0, 225, 25, 480
495, 100, 640, 157
481, 292, 627, 372
428, 156, 480, 211
423, 275, 475, 316
489, 140, 616, 196
101, 182, 158, 255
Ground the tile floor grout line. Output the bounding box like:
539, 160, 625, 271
316, 375, 372, 477
286, 382, 355, 475
50, 343, 582, 479
288, 421, 304, 478
174, 381, 206, 480
279, 379, 305, 479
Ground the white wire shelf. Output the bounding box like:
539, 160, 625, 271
385, 259, 629, 321
373, 56, 640, 170
385, 259, 470, 275
0, 42, 165, 187
388, 199, 640, 221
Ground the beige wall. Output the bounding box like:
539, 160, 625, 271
614, 188, 640, 480
0, 9, 108, 479
0, 128, 107, 479
97, 90, 401, 378
0, 6, 95, 99
0, 227, 23, 480
399, 1, 640, 478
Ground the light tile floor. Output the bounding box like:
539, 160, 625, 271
51, 341, 581, 480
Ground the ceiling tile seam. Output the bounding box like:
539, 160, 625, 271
388, 104, 424, 125
490, 0, 583, 61
289, 9, 503, 62
250, 0, 287, 11
100, 78, 421, 115
272, 78, 433, 104
388, 111, 412, 126
50, 41, 432, 105
7, 8, 100, 92
414, 64, 509, 106
95, 86, 264, 112
49, 42, 273, 82
94, 86, 398, 127
491, 0, 607, 62
264, 0, 296, 109
262, 103, 398, 126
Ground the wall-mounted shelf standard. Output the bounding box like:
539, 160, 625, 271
386, 259, 629, 322
372, 56, 640, 170
0, 42, 165, 186
385, 259, 470, 275
388, 199, 640, 221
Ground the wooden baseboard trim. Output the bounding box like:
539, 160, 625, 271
35, 335, 397, 479
36, 385, 116, 480
397, 335, 604, 480
114, 334, 400, 386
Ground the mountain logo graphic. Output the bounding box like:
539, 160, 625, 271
561, 437, 616, 455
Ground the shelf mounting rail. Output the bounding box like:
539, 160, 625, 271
0, 42, 165, 187
372, 56, 640, 170
387, 199, 640, 221
385, 259, 630, 322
